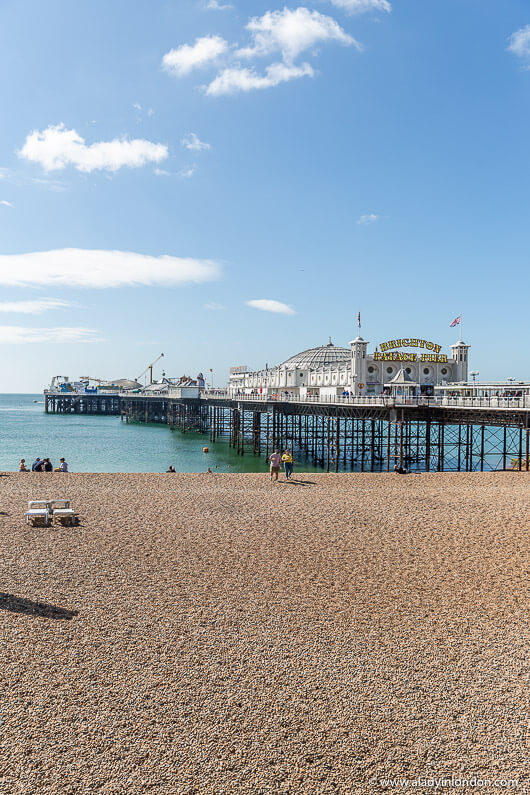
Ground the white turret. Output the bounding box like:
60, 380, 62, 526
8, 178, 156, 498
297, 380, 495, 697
451, 340, 470, 382
350, 335, 369, 395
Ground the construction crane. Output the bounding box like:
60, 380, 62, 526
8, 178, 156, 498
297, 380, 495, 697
79, 376, 108, 384
136, 353, 164, 385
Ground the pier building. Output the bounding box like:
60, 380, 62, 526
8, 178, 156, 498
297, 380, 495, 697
228, 335, 469, 398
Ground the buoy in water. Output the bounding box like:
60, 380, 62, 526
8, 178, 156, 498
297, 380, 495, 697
203, 447, 209, 453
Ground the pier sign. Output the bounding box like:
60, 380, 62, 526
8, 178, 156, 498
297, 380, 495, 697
375, 338, 447, 364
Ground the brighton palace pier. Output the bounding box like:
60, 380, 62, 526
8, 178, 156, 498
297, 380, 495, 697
45, 331, 530, 473
228, 335, 470, 398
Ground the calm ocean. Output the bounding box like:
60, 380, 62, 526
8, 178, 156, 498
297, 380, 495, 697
0, 394, 277, 474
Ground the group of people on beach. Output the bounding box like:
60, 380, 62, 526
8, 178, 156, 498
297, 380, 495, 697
19, 457, 68, 473
269, 449, 294, 481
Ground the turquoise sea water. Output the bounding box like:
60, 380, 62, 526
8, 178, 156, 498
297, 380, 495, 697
0, 394, 282, 474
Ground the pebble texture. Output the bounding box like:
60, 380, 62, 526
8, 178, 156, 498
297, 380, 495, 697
0, 471, 527, 794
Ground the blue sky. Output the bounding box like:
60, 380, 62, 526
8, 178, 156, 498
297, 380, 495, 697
0, 0, 529, 391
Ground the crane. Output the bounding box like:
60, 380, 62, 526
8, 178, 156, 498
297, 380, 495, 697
137, 353, 164, 385
79, 376, 108, 384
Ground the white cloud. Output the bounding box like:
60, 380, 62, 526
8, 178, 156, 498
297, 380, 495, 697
246, 299, 295, 315
206, 61, 314, 95
0, 249, 220, 288
182, 132, 211, 151
508, 26, 530, 59
0, 200, 13, 207
357, 213, 380, 224
0, 298, 73, 314
162, 35, 228, 76
0, 326, 101, 344
18, 124, 168, 173
327, 0, 391, 14
154, 167, 171, 176
204, 301, 225, 310
236, 8, 359, 62
207, 0, 232, 9
133, 102, 143, 111
178, 165, 196, 178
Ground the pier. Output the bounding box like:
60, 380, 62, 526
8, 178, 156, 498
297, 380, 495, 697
45, 391, 530, 473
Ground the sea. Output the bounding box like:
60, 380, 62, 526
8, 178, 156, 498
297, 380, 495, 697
0, 394, 279, 474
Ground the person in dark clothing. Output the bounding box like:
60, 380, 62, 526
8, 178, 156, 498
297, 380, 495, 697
44, 458, 53, 472
31, 458, 41, 471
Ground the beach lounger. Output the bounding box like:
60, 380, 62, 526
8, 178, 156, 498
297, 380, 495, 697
25, 507, 50, 526
49, 500, 78, 526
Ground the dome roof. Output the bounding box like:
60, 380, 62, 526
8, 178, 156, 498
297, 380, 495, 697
280, 339, 351, 370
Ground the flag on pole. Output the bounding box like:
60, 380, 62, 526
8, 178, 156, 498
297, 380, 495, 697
450, 315, 461, 328
358, 312, 361, 328
209, 368, 213, 372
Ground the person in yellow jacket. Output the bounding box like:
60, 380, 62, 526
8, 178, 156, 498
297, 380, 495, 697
281, 450, 294, 480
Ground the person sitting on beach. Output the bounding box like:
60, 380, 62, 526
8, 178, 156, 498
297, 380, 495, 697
166, 465, 176, 473
44, 458, 53, 472
269, 450, 281, 482
59, 458, 68, 472
31, 457, 42, 472
394, 464, 408, 475
19, 459, 29, 472
281, 449, 294, 480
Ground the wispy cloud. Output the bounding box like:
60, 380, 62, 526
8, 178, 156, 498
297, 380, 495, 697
133, 102, 155, 117
246, 299, 295, 315
357, 213, 380, 225
0, 298, 73, 314
508, 25, 530, 61
0, 249, 220, 288
18, 124, 168, 173
204, 301, 225, 310
207, 0, 233, 9
326, 0, 391, 15
0, 199, 13, 207
181, 133, 211, 151
162, 35, 228, 76
207, 62, 314, 95
0, 326, 102, 344
154, 167, 171, 176
178, 165, 196, 179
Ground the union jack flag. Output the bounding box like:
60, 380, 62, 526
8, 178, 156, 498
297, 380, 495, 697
450, 315, 461, 327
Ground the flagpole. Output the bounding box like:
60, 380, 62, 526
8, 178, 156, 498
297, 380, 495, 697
460, 313, 463, 342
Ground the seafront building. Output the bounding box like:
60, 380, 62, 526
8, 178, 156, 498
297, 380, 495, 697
228, 335, 471, 399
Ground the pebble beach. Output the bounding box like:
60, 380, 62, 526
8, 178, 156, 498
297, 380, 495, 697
0, 471, 527, 793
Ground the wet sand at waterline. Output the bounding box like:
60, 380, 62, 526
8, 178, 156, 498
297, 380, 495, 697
1, 472, 527, 793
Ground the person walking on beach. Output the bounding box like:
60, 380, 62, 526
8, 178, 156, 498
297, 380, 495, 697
282, 449, 294, 480
269, 450, 281, 481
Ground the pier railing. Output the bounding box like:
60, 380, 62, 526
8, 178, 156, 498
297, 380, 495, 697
45, 387, 530, 411
201, 391, 530, 411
